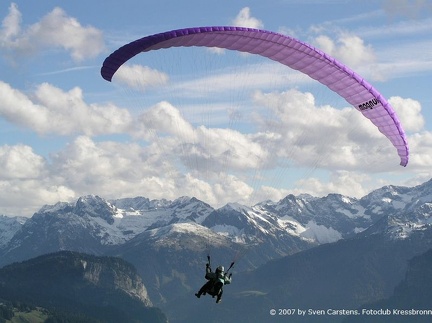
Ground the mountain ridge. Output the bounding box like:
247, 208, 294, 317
1, 179, 432, 267
0, 250, 167, 322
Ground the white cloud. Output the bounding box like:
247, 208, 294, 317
313, 34, 376, 70
251, 88, 402, 171
133, 101, 270, 172
0, 3, 104, 61
0, 89, 428, 216
187, 126, 269, 171
0, 178, 75, 216
0, 81, 133, 135
389, 96, 424, 133
134, 101, 196, 141
1, 77, 422, 216
307, 12, 432, 82
251, 185, 290, 205
296, 171, 371, 198
232, 7, 264, 29
51, 136, 149, 191
0, 2, 21, 41
0, 144, 45, 180
49, 136, 257, 210
0, 143, 75, 216
113, 64, 169, 91
406, 132, 432, 167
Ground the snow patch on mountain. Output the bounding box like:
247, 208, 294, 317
300, 221, 343, 244
166, 222, 208, 235
277, 216, 308, 238
389, 221, 427, 240
212, 224, 243, 238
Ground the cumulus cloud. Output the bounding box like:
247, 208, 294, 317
232, 7, 264, 29
0, 3, 104, 61
51, 136, 151, 192
389, 96, 424, 133
405, 132, 432, 168
132, 101, 269, 173
0, 144, 45, 180
0, 81, 133, 135
296, 171, 371, 198
0, 2, 21, 41
47, 136, 258, 211
0, 90, 428, 216
0, 178, 75, 216
184, 126, 269, 172
251, 88, 401, 171
0, 143, 75, 216
313, 34, 376, 69
113, 64, 169, 91
134, 101, 196, 141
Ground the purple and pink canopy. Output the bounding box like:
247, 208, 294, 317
101, 26, 409, 166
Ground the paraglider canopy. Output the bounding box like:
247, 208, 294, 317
101, 26, 409, 167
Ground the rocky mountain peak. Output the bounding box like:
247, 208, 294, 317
75, 195, 117, 224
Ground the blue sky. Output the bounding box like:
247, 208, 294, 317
1, 0, 431, 216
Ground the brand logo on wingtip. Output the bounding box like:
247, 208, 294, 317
358, 98, 380, 111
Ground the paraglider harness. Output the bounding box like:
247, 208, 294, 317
196, 255, 234, 300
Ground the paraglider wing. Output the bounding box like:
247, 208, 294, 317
101, 26, 409, 166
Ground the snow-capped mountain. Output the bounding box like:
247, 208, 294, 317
0, 215, 27, 248
259, 193, 378, 243
0, 195, 216, 266
1, 179, 432, 268
359, 180, 432, 240
202, 202, 313, 259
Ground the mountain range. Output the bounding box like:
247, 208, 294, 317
1, 178, 432, 322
